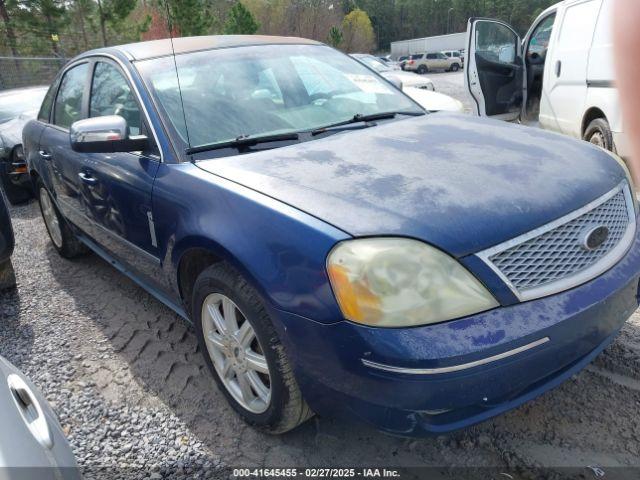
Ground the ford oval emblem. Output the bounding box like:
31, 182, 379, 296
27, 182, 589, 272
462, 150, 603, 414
581, 225, 609, 251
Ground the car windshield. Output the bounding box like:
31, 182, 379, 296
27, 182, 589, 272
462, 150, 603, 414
355, 55, 391, 73
136, 44, 422, 150
0, 89, 47, 124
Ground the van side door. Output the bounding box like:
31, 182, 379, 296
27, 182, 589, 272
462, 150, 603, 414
464, 18, 525, 122
540, 0, 602, 137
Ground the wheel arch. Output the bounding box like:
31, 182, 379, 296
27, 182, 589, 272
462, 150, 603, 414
581, 107, 607, 137
173, 236, 272, 318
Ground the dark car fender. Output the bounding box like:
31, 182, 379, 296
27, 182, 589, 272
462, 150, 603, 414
0, 191, 14, 262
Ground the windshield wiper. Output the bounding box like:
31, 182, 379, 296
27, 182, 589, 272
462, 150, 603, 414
186, 132, 300, 155
310, 111, 424, 136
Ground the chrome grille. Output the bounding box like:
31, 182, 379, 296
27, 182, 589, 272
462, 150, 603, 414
479, 183, 635, 300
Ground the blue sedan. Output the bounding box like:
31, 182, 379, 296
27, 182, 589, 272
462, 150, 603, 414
23, 35, 640, 436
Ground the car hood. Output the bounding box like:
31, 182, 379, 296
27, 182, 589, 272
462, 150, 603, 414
382, 70, 432, 87
0, 115, 31, 148
196, 113, 626, 257
403, 87, 464, 112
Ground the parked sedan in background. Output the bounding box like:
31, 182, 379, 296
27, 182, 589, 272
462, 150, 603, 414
351, 53, 435, 90
0, 86, 48, 204
377, 56, 401, 70
24, 35, 640, 437
0, 189, 16, 290
0, 355, 79, 479
350, 54, 463, 112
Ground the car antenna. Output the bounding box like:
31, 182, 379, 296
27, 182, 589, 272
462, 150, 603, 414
164, 2, 193, 159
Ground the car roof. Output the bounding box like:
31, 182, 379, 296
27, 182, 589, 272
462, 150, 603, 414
83, 35, 323, 62
0, 86, 48, 97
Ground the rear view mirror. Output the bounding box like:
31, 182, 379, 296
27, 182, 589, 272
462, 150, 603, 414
70, 115, 149, 153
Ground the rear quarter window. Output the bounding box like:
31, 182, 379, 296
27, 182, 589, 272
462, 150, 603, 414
38, 82, 58, 123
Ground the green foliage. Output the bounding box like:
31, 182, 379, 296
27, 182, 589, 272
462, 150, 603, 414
341, 8, 374, 53
0, 0, 560, 57
327, 26, 343, 48
160, 0, 211, 37
224, 1, 259, 35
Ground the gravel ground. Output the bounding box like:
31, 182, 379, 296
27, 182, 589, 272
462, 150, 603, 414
2, 75, 640, 479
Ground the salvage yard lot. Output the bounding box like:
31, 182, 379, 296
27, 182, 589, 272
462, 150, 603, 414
1, 73, 640, 477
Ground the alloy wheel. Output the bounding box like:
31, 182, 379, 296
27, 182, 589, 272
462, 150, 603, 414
201, 293, 271, 414
589, 131, 604, 148
39, 188, 63, 248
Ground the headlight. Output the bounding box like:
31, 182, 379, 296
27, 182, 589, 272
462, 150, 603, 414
327, 238, 498, 327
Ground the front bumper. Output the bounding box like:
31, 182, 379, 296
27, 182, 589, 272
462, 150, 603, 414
275, 228, 640, 436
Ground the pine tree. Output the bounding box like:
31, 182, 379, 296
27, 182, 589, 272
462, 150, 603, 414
328, 26, 343, 48
161, 0, 211, 37
224, 1, 259, 35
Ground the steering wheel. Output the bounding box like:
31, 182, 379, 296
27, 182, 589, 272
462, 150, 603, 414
309, 91, 340, 105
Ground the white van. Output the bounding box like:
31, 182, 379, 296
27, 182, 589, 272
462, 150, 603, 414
464, 0, 629, 157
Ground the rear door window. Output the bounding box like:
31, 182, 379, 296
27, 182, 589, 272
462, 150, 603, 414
53, 63, 89, 129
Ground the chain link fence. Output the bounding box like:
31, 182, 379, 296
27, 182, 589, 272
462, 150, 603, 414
0, 56, 67, 91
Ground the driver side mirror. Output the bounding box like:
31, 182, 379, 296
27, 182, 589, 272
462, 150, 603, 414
70, 115, 149, 153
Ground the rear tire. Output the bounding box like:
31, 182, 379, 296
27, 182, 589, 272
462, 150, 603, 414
36, 180, 87, 259
417, 65, 428, 75
450, 63, 460, 72
0, 259, 16, 291
193, 263, 313, 434
583, 118, 616, 153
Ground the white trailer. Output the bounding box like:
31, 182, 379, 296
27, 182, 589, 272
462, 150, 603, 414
391, 32, 466, 59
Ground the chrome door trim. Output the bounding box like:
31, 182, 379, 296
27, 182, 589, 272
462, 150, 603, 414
361, 337, 550, 375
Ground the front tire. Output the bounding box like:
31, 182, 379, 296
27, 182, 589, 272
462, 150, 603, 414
36, 181, 87, 258
193, 263, 313, 434
584, 118, 616, 152
0, 259, 16, 291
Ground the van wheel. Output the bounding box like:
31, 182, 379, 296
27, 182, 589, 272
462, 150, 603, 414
417, 65, 428, 74
193, 263, 313, 434
584, 118, 616, 152
450, 63, 460, 72
36, 180, 87, 258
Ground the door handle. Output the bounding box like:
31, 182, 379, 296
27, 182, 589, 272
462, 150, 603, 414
8, 374, 53, 449
39, 150, 52, 160
555, 60, 562, 77
78, 171, 97, 185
